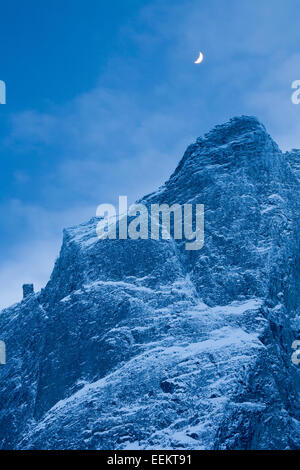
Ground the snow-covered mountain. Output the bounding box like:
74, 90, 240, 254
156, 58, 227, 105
0, 116, 299, 449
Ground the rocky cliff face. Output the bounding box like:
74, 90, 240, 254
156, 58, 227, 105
0, 116, 299, 450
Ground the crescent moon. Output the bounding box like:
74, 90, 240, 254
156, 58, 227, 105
194, 52, 204, 64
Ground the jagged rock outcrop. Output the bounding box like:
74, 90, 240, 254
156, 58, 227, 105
0, 116, 299, 449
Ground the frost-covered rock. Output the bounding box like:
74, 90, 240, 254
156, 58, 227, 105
0, 116, 299, 449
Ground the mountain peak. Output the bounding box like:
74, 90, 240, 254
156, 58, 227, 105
169, 116, 272, 181
200, 115, 267, 147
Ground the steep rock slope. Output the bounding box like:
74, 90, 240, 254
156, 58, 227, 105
0, 116, 299, 449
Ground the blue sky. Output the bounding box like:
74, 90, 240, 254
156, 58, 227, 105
1, 0, 300, 308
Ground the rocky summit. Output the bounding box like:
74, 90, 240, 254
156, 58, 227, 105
0, 116, 299, 450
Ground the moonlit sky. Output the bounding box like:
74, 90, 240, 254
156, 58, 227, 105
0, 0, 300, 308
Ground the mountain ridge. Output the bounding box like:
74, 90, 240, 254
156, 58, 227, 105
0, 116, 299, 449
